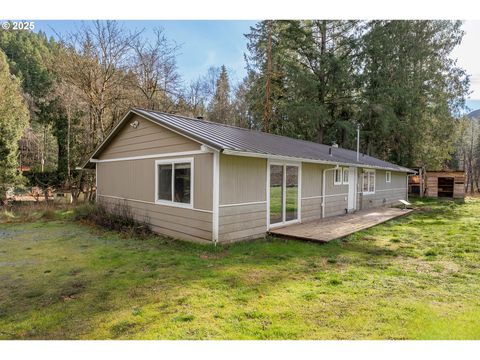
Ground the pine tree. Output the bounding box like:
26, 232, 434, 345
208, 65, 232, 123
0, 50, 29, 202
359, 20, 469, 167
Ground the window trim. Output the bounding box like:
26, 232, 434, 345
386, 171, 391, 183
334, 168, 343, 185
154, 157, 194, 209
342, 167, 349, 185
363, 169, 376, 195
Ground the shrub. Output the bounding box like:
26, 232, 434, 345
73, 202, 151, 237
41, 209, 57, 220
73, 203, 97, 221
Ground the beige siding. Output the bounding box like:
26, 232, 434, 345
218, 203, 267, 243
219, 154, 267, 205
99, 196, 212, 243
218, 155, 267, 243
359, 170, 407, 210
98, 114, 200, 160
301, 163, 322, 198
301, 163, 324, 221
324, 166, 349, 217
97, 153, 213, 243
301, 197, 322, 222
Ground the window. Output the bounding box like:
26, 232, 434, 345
155, 159, 193, 207
343, 168, 349, 184
334, 168, 342, 185
386, 171, 391, 183
363, 169, 375, 194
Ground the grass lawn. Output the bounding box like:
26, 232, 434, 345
1, 198, 480, 339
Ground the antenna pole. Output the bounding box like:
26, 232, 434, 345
356, 124, 360, 162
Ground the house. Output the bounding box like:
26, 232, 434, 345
408, 168, 465, 200
83, 108, 414, 244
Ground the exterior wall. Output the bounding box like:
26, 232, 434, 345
359, 169, 408, 210
218, 154, 267, 243
97, 152, 214, 243
301, 163, 322, 222
324, 166, 349, 217
98, 114, 200, 160
425, 171, 465, 199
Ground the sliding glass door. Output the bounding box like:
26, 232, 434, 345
285, 166, 299, 221
269, 163, 299, 227
269, 165, 284, 225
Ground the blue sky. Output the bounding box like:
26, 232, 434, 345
33, 20, 480, 112
34, 20, 257, 85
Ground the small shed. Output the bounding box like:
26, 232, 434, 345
409, 169, 465, 199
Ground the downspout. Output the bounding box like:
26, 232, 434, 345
322, 165, 339, 218
212, 150, 220, 245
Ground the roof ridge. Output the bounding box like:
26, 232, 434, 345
133, 107, 357, 153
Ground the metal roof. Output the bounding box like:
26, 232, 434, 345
87, 108, 414, 173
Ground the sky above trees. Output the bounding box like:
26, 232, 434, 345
34, 20, 256, 87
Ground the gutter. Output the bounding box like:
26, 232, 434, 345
222, 149, 415, 174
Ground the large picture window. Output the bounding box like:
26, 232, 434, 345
155, 158, 193, 207
363, 169, 375, 195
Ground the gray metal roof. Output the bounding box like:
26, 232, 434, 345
88, 108, 414, 173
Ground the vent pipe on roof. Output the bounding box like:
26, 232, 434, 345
329, 147, 333, 156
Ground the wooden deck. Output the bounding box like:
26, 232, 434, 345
269, 207, 413, 242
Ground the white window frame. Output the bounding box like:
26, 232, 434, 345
154, 157, 194, 209
334, 168, 343, 185
266, 160, 302, 229
386, 171, 391, 183
342, 167, 349, 185
363, 169, 376, 195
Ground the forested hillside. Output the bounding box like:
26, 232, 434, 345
0, 20, 476, 201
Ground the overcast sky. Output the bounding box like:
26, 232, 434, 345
34, 20, 480, 111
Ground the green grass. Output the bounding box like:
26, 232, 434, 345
270, 186, 298, 221
1, 198, 480, 339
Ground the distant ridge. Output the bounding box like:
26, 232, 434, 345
467, 109, 480, 119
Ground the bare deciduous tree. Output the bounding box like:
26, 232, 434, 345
131, 28, 181, 111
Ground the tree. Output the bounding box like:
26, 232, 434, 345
207, 65, 233, 123
59, 21, 141, 146
0, 50, 29, 202
359, 21, 469, 168
232, 76, 254, 128
0, 27, 58, 171
131, 28, 181, 111
245, 21, 289, 133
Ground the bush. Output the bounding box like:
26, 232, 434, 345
73, 203, 97, 221
41, 209, 57, 220
73, 202, 151, 237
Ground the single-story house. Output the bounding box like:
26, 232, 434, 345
84, 108, 414, 244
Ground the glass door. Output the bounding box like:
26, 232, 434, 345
269, 165, 284, 225
285, 166, 299, 221
269, 164, 299, 227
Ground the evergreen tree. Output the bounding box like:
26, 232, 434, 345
359, 21, 469, 167
0, 50, 29, 202
208, 65, 233, 123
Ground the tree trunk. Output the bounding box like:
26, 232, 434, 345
263, 20, 273, 133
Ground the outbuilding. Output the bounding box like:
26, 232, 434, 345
84, 108, 413, 244
408, 168, 465, 199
